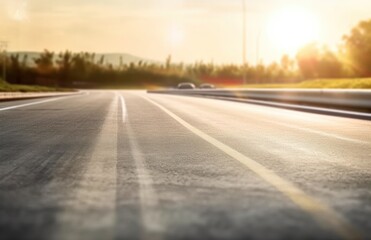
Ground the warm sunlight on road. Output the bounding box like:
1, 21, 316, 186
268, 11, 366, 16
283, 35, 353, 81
267, 6, 320, 55
1, 0, 371, 239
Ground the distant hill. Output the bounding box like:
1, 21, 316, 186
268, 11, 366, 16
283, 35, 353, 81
8, 51, 157, 66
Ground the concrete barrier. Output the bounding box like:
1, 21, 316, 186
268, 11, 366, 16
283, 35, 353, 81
148, 89, 371, 111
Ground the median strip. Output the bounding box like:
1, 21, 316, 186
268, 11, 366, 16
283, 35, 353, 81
142, 95, 362, 240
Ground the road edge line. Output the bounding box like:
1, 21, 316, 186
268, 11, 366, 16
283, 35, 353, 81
141, 95, 362, 240
0, 93, 83, 112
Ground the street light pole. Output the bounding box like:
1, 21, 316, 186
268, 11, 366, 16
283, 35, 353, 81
0, 41, 8, 82
242, 0, 247, 86
256, 30, 261, 65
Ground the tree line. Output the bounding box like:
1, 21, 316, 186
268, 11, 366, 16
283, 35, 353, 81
1, 19, 370, 88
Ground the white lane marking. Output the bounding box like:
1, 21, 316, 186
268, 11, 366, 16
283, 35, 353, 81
263, 120, 369, 145
142, 95, 362, 240
150, 94, 370, 145
0, 94, 80, 112
117, 91, 163, 233
119, 95, 127, 123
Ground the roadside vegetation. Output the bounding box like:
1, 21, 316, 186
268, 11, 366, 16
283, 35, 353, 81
0, 19, 371, 90
0, 78, 69, 92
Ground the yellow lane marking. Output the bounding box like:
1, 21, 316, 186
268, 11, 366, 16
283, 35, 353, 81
142, 95, 362, 240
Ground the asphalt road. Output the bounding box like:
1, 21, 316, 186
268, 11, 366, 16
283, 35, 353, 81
0, 90, 370, 240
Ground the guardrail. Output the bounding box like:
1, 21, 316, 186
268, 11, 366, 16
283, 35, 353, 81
148, 89, 371, 112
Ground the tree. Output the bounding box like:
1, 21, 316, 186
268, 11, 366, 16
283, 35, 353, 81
317, 47, 343, 78
165, 55, 172, 70
281, 55, 294, 72
296, 43, 320, 78
34, 49, 54, 74
98, 55, 105, 66
8, 54, 21, 84
56, 51, 73, 86
296, 43, 344, 78
21, 54, 28, 68
343, 19, 371, 77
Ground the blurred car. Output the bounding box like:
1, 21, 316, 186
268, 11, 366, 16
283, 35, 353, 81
177, 82, 196, 89
199, 83, 215, 89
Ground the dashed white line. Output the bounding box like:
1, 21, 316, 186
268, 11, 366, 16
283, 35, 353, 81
126, 123, 163, 233
117, 92, 163, 234
119, 95, 127, 123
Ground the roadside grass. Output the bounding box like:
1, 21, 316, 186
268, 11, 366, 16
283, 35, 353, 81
0, 78, 72, 92
240, 78, 371, 89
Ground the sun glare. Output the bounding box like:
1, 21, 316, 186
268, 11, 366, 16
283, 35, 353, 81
267, 6, 320, 55
169, 25, 184, 47
8, 0, 28, 21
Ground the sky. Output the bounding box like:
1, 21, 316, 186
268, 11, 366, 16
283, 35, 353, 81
0, 0, 370, 64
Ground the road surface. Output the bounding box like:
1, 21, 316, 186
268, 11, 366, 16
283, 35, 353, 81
0, 90, 370, 240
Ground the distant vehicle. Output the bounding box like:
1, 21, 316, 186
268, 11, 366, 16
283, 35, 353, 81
199, 83, 215, 89
177, 82, 196, 89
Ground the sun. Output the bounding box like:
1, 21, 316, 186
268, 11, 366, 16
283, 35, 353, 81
267, 6, 320, 55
